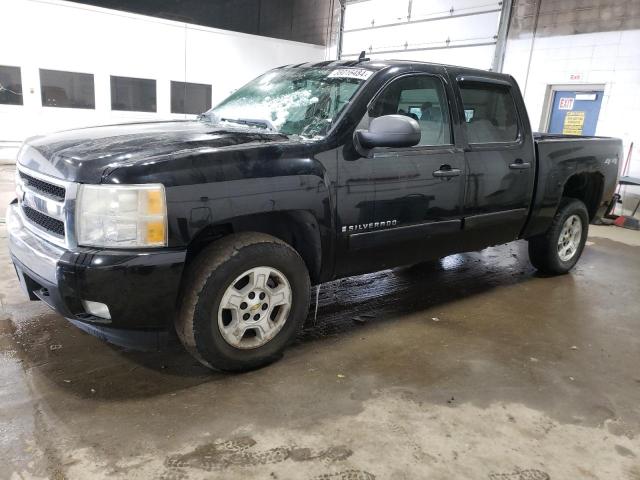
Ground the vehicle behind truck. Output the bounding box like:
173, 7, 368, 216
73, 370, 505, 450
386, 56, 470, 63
9, 59, 621, 371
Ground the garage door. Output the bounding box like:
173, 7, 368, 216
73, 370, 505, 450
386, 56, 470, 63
341, 0, 507, 70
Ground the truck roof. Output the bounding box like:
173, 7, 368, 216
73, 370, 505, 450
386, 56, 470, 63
276, 59, 513, 83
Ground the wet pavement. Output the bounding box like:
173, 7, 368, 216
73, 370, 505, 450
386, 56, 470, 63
1, 165, 639, 478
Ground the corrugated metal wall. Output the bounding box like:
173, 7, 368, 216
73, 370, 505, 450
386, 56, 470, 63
508, 0, 640, 39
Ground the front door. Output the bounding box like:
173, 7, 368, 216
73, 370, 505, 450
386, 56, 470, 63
548, 89, 604, 136
336, 69, 466, 275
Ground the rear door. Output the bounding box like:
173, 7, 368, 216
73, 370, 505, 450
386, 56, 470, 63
449, 72, 536, 249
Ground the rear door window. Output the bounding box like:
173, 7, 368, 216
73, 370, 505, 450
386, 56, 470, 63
459, 83, 519, 143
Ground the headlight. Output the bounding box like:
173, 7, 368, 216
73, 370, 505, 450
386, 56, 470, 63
76, 184, 167, 248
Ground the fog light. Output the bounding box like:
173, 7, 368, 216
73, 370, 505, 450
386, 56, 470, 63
82, 300, 111, 320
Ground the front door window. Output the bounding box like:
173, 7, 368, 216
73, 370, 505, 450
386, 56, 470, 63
367, 75, 452, 147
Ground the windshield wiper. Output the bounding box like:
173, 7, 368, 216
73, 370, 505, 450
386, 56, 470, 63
220, 117, 276, 132
198, 113, 286, 136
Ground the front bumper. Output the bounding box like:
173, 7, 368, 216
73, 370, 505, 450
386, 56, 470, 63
7, 201, 187, 343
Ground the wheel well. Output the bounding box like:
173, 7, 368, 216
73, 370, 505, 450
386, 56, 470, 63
561, 172, 604, 221
185, 211, 323, 283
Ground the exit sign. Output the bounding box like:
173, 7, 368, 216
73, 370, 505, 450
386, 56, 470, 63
559, 97, 575, 110
569, 73, 584, 81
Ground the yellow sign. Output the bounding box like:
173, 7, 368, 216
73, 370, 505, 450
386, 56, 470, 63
562, 111, 585, 135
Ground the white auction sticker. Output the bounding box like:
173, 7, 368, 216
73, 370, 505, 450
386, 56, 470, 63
327, 68, 374, 80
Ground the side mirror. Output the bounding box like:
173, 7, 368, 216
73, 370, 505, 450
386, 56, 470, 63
354, 114, 421, 151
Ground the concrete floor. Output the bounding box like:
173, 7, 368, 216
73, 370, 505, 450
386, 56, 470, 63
1, 166, 639, 479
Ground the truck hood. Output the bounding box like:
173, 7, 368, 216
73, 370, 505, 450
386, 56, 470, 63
18, 120, 293, 183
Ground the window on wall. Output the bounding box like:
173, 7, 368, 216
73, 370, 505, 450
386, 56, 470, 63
0, 65, 23, 105
459, 82, 519, 143
111, 76, 156, 112
368, 75, 452, 146
171, 81, 212, 114
40, 69, 95, 109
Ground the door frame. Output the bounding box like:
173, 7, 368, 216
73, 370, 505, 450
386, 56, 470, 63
539, 83, 606, 132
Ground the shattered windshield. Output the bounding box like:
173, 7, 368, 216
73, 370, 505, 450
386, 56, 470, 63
204, 67, 373, 139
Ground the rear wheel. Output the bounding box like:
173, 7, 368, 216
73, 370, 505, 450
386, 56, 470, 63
176, 233, 310, 372
528, 198, 589, 275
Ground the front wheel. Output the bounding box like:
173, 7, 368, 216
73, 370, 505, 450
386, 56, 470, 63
528, 197, 589, 275
175, 233, 310, 372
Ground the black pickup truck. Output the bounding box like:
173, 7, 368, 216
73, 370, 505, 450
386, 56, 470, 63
9, 59, 621, 371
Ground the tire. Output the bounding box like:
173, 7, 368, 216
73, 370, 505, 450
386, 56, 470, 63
528, 197, 589, 275
176, 232, 311, 372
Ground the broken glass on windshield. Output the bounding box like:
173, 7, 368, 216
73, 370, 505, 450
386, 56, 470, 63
205, 67, 372, 139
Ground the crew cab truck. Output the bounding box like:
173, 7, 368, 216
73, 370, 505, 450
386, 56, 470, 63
9, 60, 621, 371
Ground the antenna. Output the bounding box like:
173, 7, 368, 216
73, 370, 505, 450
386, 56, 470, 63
357, 50, 370, 63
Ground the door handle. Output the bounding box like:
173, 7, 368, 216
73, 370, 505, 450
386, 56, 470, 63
509, 159, 531, 170
433, 165, 461, 178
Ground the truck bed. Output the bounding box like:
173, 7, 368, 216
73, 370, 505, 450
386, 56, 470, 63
523, 133, 622, 238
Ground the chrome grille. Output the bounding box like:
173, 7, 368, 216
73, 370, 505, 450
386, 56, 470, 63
22, 205, 65, 237
16, 166, 74, 248
19, 171, 66, 202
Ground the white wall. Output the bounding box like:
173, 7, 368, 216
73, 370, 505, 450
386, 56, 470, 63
504, 29, 640, 173
0, 0, 325, 160
503, 28, 640, 214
